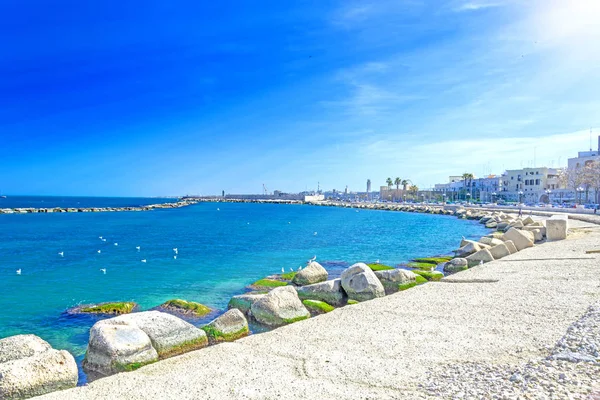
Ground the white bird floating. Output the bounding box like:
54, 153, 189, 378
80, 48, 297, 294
173, 255, 177, 260
58, 251, 64, 257
114, 243, 118, 246
141, 259, 147, 263
100, 268, 106, 274
308, 255, 317, 263
136, 246, 141, 251
313, 232, 317, 236
99, 236, 103, 240
376, 259, 380, 264
101, 238, 106, 242
16, 269, 21, 275
97, 250, 101, 254
173, 248, 178, 255
281, 267, 285, 273
217, 208, 220, 211
288, 222, 291, 224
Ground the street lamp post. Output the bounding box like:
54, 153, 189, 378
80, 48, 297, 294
544, 189, 551, 205
576, 187, 584, 205
442, 193, 447, 204
518, 190, 524, 204
421, 194, 425, 204
466, 192, 471, 205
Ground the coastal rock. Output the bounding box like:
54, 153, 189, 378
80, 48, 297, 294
489, 243, 511, 260
443, 258, 468, 273
202, 309, 249, 344
508, 220, 524, 229
504, 240, 518, 254
522, 216, 535, 226
485, 221, 498, 229
302, 300, 335, 315
112, 311, 208, 358
479, 237, 504, 247
157, 299, 212, 318
0, 349, 78, 399
228, 293, 267, 315
546, 215, 568, 241
292, 261, 328, 286
374, 269, 418, 294
523, 225, 546, 238
466, 248, 495, 267
0, 334, 52, 364
295, 279, 347, 306
496, 222, 510, 231
502, 228, 534, 251
83, 320, 158, 376
250, 286, 310, 327
454, 241, 481, 257
340, 263, 385, 301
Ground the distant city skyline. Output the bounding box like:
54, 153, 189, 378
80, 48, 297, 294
1, 1, 599, 197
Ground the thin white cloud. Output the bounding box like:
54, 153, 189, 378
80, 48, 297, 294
455, 1, 505, 12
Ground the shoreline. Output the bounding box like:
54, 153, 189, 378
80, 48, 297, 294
33, 213, 600, 399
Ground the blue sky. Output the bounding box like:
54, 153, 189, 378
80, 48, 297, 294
1, 0, 599, 196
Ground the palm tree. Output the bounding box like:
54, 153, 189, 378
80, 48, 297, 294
401, 179, 410, 191
394, 177, 401, 191
409, 184, 418, 200
386, 178, 393, 189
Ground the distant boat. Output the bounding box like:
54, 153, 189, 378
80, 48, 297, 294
0, 190, 5, 199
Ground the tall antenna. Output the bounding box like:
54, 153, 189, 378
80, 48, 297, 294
590, 127, 592, 151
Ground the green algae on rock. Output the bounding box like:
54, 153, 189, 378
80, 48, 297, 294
78, 302, 138, 315
248, 279, 288, 291
412, 256, 453, 264
202, 309, 249, 344
302, 299, 335, 314
159, 299, 212, 317
413, 270, 444, 281
366, 263, 395, 271
347, 299, 360, 305
414, 275, 428, 284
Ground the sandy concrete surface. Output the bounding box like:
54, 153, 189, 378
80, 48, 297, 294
37, 220, 600, 399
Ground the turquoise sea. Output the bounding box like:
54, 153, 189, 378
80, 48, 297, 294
0, 197, 488, 382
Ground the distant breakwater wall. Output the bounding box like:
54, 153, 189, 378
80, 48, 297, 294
0, 199, 199, 215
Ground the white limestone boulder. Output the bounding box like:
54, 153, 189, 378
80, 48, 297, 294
295, 278, 347, 306
0, 334, 52, 364
502, 228, 534, 251
250, 286, 310, 327
546, 215, 568, 241
113, 311, 208, 358
228, 293, 267, 315
504, 240, 518, 254
203, 309, 249, 344
466, 248, 495, 267
374, 269, 418, 294
443, 258, 469, 273
292, 261, 328, 286
0, 349, 78, 400
489, 243, 511, 260
83, 320, 159, 376
340, 263, 385, 301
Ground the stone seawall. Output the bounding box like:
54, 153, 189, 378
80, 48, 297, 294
0, 199, 199, 215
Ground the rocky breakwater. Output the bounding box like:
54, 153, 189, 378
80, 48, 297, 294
0, 334, 78, 399
0, 199, 199, 215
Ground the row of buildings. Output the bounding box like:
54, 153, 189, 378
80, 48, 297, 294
379, 137, 600, 205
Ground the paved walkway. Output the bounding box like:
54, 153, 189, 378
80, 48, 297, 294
38, 220, 600, 399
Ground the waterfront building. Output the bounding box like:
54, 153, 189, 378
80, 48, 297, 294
567, 135, 600, 169
499, 167, 568, 203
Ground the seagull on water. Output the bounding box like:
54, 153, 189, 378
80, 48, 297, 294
173, 248, 178, 255
16, 269, 21, 275
101, 238, 106, 242
97, 250, 101, 254
173, 255, 177, 260
100, 268, 106, 274
99, 236, 103, 240
58, 251, 64, 257
136, 246, 141, 251
281, 267, 285, 273
114, 243, 118, 246
217, 208, 220, 211
141, 259, 147, 263
313, 232, 318, 236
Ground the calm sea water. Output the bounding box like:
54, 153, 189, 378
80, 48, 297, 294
0, 198, 488, 382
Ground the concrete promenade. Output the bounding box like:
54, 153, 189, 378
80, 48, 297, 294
38, 219, 600, 399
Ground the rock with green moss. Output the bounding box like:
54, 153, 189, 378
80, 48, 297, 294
302, 300, 334, 315
292, 261, 328, 286
202, 309, 249, 344
374, 269, 417, 295
366, 263, 395, 271
250, 286, 310, 327
72, 302, 138, 315
340, 263, 385, 302
158, 299, 212, 317
228, 293, 267, 315
83, 320, 159, 376
295, 278, 347, 306
411, 256, 452, 265
414, 275, 428, 284
413, 270, 444, 281
248, 279, 288, 291
347, 299, 360, 305
443, 258, 468, 273
280, 271, 297, 281
405, 262, 437, 271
